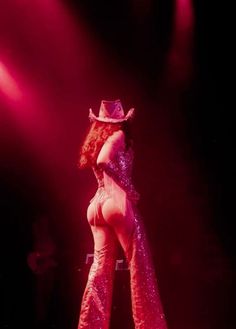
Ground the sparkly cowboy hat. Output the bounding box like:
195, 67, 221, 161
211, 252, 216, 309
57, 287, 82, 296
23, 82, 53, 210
89, 99, 135, 123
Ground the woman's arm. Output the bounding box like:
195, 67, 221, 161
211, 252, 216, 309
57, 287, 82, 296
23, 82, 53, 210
97, 130, 139, 202
97, 130, 125, 166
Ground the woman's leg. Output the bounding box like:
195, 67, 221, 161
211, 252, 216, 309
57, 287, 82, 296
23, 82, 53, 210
78, 224, 118, 329
102, 199, 168, 329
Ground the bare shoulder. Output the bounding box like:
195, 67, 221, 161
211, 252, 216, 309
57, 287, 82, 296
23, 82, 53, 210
107, 130, 125, 145
97, 130, 125, 165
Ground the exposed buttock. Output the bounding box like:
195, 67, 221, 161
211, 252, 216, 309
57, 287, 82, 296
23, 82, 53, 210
87, 188, 110, 226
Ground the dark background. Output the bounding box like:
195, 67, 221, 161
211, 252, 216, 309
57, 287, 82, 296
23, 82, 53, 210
0, 1, 234, 328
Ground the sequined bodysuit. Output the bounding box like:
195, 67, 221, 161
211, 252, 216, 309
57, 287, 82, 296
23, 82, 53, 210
78, 148, 168, 329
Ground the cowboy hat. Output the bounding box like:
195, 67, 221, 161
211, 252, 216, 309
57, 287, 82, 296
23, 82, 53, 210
89, 99, 135, 123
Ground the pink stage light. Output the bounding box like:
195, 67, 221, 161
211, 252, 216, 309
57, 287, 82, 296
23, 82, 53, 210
0, 61, 22, 101
164, 0, 194, 85
176, 0, 194, 31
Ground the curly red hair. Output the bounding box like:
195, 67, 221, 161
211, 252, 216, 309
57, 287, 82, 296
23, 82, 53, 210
78, 121, 132, 169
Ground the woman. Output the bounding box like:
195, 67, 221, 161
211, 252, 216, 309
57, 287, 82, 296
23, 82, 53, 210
77, 99, 168, 329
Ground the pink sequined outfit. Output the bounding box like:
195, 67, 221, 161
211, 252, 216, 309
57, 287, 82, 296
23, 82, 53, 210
78, 148, 168, 329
